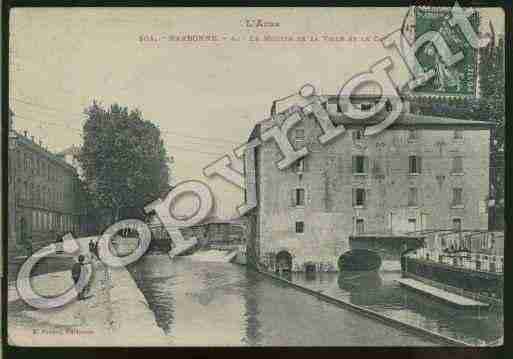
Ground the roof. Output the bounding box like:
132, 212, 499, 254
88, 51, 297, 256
330, 112, 494, 128
14, 131, 78, 173
252, 96, 494, 135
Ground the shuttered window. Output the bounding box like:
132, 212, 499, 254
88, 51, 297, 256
452, 188, 463, 206
408, 188, 418, 206
294, 128, 305, 144
452, 156, 463, 173
352, 188, 366, 207
408, 218, 417, 232
295, 221, 304, 234
356, 219, 365, 234
293, 188, 305, 206
352, 130, 364, 141
352, 155, 368, 174
409, 155, 422, 174
408, 129, 418, 140
361, 103, 372, 111
453, 218, 462, 231
294, 158, 308, 173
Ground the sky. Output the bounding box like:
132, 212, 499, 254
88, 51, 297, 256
9, 7, 504, 219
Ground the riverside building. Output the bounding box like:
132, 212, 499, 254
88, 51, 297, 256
243, 95, 493, 272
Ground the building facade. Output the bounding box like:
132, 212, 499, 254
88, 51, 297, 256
244, 96, 493, 272
8, 124, 82, 256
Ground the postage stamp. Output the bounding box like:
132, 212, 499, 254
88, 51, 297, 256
411, 6, 479, 97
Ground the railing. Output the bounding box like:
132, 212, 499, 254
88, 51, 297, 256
407, 248, 504, 274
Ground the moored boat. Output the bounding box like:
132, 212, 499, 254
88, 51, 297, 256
338, 249, 382, 271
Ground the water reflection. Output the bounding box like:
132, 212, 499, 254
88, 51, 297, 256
241, 270, 263, 346
337, 270, 383, 291
129, 255, 438, 346
289, 266, 503, 345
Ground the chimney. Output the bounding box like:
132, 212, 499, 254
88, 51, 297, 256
24, 130, 28, 137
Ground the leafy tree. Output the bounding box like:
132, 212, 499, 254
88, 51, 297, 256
479, 34, 505, 223
78, 102, 171, 225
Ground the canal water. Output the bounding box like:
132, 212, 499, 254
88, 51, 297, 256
127, 254, 501, 346
289, 261, 503, 346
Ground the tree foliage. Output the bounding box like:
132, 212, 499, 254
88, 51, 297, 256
78, 102, 171, 223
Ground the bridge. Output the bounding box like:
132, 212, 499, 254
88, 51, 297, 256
349, 233, 425, 262
346, 229, 503, 269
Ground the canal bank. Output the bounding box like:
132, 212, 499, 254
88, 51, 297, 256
256, 269, 470, 346
8, 239, 168, 346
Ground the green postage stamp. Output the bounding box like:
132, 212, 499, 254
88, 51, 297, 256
413, 6, 479, 97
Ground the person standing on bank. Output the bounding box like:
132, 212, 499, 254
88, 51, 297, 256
71, 255, 92, 300
89, 239, 99, 260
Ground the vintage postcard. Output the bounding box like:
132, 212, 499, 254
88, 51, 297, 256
5, 6, 504, 347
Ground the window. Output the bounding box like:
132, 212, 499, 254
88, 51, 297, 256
385, 99, 393, 112
454, 129, 463, 140
295, 158, 306, 173
353, 188, 366, 207
295, 128, 305, 142
360, 103, 372, 111
352, 129, 364, 141
295, 188, 305, 206
452, 188, 463, 206
356, 219, 365, 234
408, 129, 418, 141
408, 187, 418, 206
23, 181, 28, 200
409, 155, 422, 174
408, 218, 417, 232
453, 218, 462, 232
452, 156, 463, 174
352, 155, 368, 174
17, 152, 22, 170
295, 221, 304, 234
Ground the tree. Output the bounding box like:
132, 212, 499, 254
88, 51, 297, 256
478, 34, 505, 226
78, 102, 171, 225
